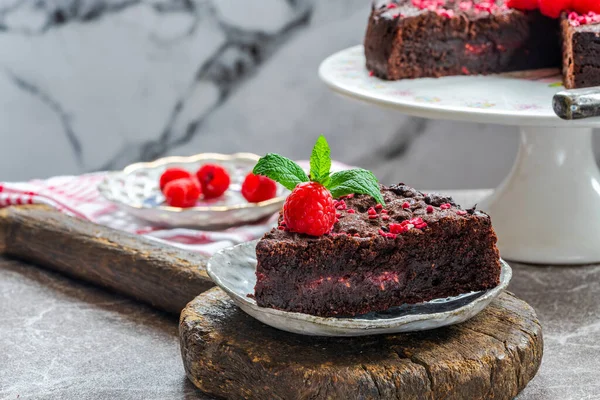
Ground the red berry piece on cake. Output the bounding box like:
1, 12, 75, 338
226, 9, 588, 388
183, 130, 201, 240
163, 178, 201, 208
241, 173, 277, 203
283, 182, 336, 236
159, 167, 193, 190
196, 164, 230, 199
252, 135, 384, 237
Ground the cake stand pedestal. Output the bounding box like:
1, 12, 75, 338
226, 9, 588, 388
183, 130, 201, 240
319, 45, 600, 264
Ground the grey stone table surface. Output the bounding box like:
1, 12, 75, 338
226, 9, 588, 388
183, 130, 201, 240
1, 256, 599, 399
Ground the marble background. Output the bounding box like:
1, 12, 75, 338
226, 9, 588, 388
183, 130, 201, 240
0, 0, 599, 189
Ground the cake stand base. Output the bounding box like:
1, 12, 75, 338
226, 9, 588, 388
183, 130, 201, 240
479, 126, 600, 264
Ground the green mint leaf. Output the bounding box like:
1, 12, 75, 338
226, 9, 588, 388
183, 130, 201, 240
309, 135, 331, 184
253, 153, 309, 191
327, 169, 385, 206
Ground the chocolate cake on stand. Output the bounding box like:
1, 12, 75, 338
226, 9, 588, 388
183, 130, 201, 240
320, 45, 600, 264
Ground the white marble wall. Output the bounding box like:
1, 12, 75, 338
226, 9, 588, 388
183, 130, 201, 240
1, 0, 597, 188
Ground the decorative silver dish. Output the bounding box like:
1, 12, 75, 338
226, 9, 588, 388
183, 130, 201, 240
98, 153, 287, 228
207, 240, 512, 337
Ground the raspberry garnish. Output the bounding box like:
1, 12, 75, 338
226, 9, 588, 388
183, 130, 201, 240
402, 201, 410, 209
241, 173, 277, 203
335, 200, 347, 210
283, 182, 336, 236
389, 217, 427, 234
426, 205, 434, 213
159, 167, 193, 190
440, 203, 452, 210
163, 178, 201, 208
389, 222, 410, 234
379, 229, 397, 239
196, 164, 230, 199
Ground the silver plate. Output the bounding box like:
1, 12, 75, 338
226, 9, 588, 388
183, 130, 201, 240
207, 240, 512, 337
97, 153, 287, 228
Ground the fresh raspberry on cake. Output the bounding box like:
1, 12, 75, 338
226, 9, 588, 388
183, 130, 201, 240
242, 173, 277, 203
196, 164, 230, 199
283, 182, 336, 236
163, 178, 201, 208
159, 167, 193, 190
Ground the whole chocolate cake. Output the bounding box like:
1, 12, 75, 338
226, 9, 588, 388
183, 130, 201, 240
364, 0, 600, 89
254, 184, 501, 317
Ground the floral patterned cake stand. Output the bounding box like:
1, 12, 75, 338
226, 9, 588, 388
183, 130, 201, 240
319, 45, 600, 265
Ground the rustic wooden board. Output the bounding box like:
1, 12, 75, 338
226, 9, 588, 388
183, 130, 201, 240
180, 288, 543, 400
0, 205, 213, 314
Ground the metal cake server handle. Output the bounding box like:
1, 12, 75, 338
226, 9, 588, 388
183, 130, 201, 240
553, 86, 600, 120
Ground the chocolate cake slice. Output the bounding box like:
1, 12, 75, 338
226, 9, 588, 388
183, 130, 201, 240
254, 184, 501, 317
562, 15, 600, 89
364, 0, 561, 81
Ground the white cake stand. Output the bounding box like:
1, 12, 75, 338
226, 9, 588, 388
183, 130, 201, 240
319, 45, 600, 265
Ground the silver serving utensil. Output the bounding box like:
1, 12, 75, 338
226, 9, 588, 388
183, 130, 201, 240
553, 86, 600, 120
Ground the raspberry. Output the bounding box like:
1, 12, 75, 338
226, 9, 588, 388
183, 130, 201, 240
539, 0, 572, 17
159, 167, 192, 190
196, 164, 230, 199
163, 178, 201, 208
283, 182, 336, 236
241, 173, 277, 203
572, 0, 600, 13
506, 0, 538, 10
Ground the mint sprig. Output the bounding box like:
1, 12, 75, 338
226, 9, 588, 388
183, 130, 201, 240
253, 135, 385, 205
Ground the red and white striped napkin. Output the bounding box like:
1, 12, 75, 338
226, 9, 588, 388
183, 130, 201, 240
0, 161, 349, 256
0, 173, 279, 256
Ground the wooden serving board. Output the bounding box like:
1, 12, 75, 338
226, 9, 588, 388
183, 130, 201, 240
180, 288, 543, 400
0, 205, 213, 314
